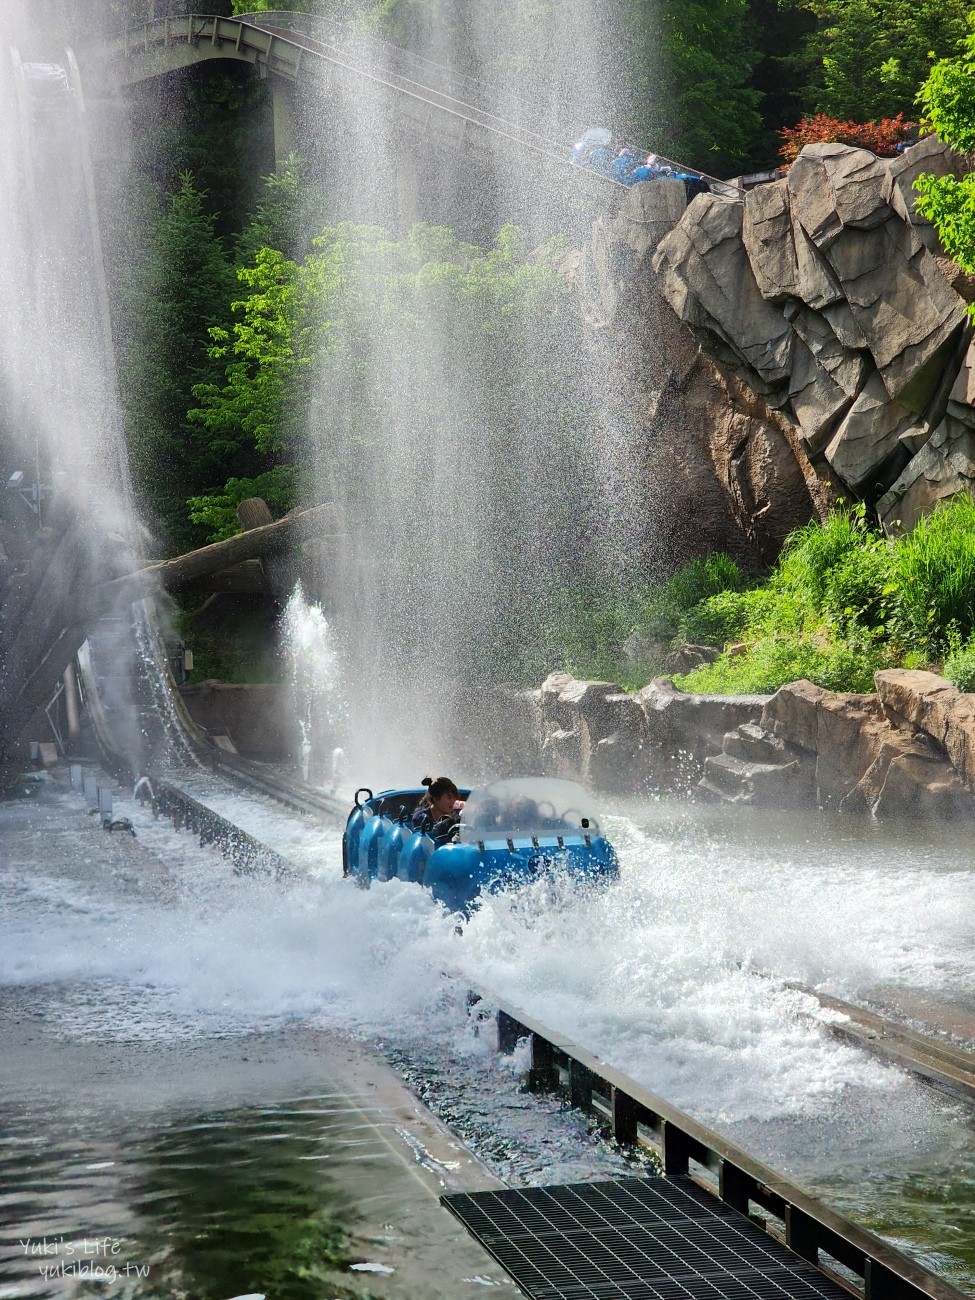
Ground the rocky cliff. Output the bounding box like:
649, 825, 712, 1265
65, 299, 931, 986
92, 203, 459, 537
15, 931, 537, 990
567, 178, 833, 570
571, 138, 975, 554
651, 138, 974, 532
529, 668, 975, 821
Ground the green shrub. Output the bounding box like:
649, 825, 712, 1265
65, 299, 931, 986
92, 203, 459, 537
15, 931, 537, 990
674, 632, 891, 695
820, 541, 895, 636
775, 507, 873, 607
633, 554, 749, 643
944, 640, 975, 692
892, 495, 975, 657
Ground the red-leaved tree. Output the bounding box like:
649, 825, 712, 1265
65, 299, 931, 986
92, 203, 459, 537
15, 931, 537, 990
777, 112, 918, 164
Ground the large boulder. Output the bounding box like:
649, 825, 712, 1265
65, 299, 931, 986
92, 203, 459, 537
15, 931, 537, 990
650, 137, 972, 521
653, 193, 795, 399
884, 135, 970, 249
639, 677, 769, 764
874, 669, 975, 789
762, 679, 887, 806
786, 144, 890, 248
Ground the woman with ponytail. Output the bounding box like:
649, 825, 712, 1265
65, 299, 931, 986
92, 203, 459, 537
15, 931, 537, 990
411, 775, 464, 842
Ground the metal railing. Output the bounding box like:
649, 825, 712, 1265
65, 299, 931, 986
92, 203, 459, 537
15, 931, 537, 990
476, 989, 968, 1300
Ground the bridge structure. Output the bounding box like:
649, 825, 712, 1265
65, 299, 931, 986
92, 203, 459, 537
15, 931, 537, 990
98, 11, 613, 232
95, 11, 735, 234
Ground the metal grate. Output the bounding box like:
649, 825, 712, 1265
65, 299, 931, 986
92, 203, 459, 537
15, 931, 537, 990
442, 1176, 853, 1300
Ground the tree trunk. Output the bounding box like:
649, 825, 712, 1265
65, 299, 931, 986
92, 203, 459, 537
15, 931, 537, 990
235, 497, 295, 601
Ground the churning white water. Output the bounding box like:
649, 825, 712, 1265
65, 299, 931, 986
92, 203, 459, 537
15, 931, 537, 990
4, 781, 973, 1136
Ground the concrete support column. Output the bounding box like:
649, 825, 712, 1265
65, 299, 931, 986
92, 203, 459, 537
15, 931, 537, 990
270, 77, 296, 166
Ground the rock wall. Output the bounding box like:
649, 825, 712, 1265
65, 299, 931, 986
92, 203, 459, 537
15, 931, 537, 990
567, 179, 833, 570
530, 669, 975, 820
651, 139, 975, 532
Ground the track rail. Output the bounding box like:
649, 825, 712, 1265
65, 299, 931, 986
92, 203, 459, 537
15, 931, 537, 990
788, 981, 975, 1105
106, 14, 740, 199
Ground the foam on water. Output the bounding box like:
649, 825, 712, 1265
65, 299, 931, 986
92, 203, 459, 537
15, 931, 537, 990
6, 779, 975, 1281
4, 784, 973, 1144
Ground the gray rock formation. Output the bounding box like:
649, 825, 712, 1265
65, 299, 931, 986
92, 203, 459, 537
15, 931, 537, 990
569, 172, 832, 570
652, 140, 972, 528
529, 669, 975, 820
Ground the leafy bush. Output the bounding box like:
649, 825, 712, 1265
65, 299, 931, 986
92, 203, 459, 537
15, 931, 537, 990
891, 495, 975, 656
675, 633, 891, 696
633, 554, 749, 644
945, 641, 975, 692
679, 587, 786, 646
187, 466, 298, 542
775, 506, 874, 606
820, 541, 895, 635
778, 112, 917, 163
544, 498, 975, 696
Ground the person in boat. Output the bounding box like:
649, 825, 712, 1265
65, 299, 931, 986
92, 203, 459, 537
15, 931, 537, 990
611, 146, 643, 183
412, 775, 464, 843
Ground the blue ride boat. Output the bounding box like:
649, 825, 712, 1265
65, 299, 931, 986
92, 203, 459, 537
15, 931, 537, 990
342, 776, 619, 913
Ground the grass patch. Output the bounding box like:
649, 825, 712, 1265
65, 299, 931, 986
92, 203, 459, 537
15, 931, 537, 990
551, 497, 975, 695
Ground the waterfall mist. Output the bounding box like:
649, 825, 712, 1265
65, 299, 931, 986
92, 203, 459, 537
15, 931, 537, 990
282, 5, 668, 786
0, 1, 152, 769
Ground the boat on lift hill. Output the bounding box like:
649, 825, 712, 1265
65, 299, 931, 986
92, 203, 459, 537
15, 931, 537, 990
343, 776, 619, 912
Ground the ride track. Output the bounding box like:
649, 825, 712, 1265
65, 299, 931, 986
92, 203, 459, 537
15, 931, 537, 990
10, 23, 974, 1300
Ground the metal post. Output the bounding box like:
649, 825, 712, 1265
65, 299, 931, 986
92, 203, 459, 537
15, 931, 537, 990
662, 1120, 690, 1175
610, 1087, 639, 1146
568, 1060, 594, 1111
497, 1009, 522, 1053
527, 1034, 558, 1093
719, 1161, 752, 1214
63, 662, 81, 738
785, 1206, 819, 1265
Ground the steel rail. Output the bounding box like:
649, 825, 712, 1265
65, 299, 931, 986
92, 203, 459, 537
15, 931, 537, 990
238, 9, 740, 197
787, 980, 975, 1105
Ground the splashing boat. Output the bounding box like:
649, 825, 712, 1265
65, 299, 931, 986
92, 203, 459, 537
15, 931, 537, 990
342, 777, 619, 912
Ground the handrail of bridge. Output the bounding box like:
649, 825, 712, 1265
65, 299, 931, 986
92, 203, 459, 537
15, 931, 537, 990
472, 987, 969, 1300
237, 9, 496, 116
112, 14, 739, 199
238, 10, 741, 199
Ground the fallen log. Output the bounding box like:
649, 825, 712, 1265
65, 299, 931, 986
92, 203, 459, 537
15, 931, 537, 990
102, 502, 340, 606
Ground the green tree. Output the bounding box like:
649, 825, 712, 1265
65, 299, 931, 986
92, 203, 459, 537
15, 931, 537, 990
914, 13, 975, 284
638, 0, 764, 173
800, 0, 968, 122
119, 173, 241, 549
